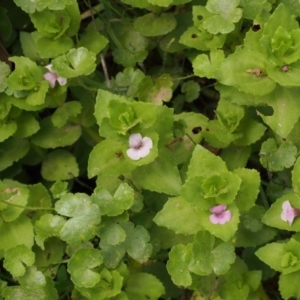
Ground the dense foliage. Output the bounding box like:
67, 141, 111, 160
1, 0, 300, 299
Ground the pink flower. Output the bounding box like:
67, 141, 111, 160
209, 204, 232, 224
43, 64, 67, 88
126, 133, 153, 160
281, 200, 300, 226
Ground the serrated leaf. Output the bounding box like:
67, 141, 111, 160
6, 56, 43, 91
68, 248, 103, 288
134, 13, 176, 37
4, 245, 35, 277
187, 145, 227, 180
52, 47, 96, 78
203, 0, 242, 34
98, 222, 126, 245
34, 214, 66, 249
154, 196, 202, 235
260, 138, 297, 172
167, 244, 193, 287
55, 193, 101, 244
91, 183, 134, 216
233, 168, 260, 211
125, 225, 152, 263
78, 28, 108, 55
193, 49, 225, 79
191, 231, 236, 275
279, 271, 300, 300
0, 61, 10, 92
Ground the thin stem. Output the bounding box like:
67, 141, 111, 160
185, 132, 198, 146
0, 199, 54, 211
80, 3, 104, 20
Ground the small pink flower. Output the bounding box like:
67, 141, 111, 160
281, 200, 300, 226
209, 204, 232, 224
126, 133, 153, 160
43, 64, 67, 88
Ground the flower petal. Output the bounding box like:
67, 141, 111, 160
43, 72, 57, 88
142, 136, 153, 150
210, 214, 221, 224
210, 204, 226, 214
57, 77, 67, 86
126, 148, 141, 160
129, 133, 142, 148
217, 210, 232, 224
137, 146, 151, 158
281, 200, 297, 226
45, 64, 53, 71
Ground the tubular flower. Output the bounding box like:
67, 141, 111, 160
281, 200, 300, 226
209, 204, 232, 224
43, 64, 67, 88
126, 133, 153, 161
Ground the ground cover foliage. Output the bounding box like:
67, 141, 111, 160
0, 0, 300, 299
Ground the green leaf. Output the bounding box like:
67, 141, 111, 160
125, 224, 152, 263
88, 139, 135, 178
41, 149, 79, 181
154, 196, 203, 235
191, 231, 236, 275
2, 287, 45, 300
0, 184, 29, 222
100, 241, 126, 269
52, 47, 96, 78
0, 215, 34, 250
98, 222, 126, 245
240, 0, 271, 20
148, 0, 172, 7
4, 245, 35, 277
13, 113, 40, 138
134, 13, 176, 37
68, 248, 103, 288
6, 56, 43, 91
193, 49, 225, 79
167, 244, 193, 287
279, 270, 300, 300
91, 183, 134, 216
233, 168, 260, 211
0, 121, 17, 142
13, 0, 76, 13
215, 49, 276, 95
32, 33, 74, 59
0, 61, 10, 92
55, 193, 101, 244
259, 87, 300, 138
260, 138, 297, 172
181, 80, 200, 103
31, 117, 81, 149
51, 101, 82, 128
76, 268, 123, 300
120, 0, 150, 9
180, 25, 226, 51
78, 28, 109, 55
132, 148, 182, 195
0, 138, 29, 171
221, 145, 251, 170
256, 238, 300, 274
203, 0, 242, 34
125, 273, 165, 300
187, 145, 227, 180
34, 214, 66, 249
